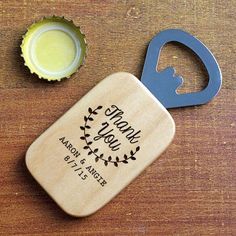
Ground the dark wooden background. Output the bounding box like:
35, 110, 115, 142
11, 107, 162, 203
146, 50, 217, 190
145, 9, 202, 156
1, 0, 235, 235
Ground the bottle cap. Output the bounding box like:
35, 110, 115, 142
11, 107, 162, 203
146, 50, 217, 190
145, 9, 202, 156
21, 16, 87, 81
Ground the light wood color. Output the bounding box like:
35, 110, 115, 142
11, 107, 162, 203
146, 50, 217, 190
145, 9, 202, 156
26, 72, 175, 217
1, 1, 235, 234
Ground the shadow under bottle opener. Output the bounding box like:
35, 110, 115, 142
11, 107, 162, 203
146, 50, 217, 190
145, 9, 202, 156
26, 29, 222, 216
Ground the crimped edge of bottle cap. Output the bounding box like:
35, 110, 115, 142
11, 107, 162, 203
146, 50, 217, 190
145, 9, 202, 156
21, 16, 87, 81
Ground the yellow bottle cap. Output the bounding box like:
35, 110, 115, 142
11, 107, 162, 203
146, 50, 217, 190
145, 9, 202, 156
21, 16, 87, 81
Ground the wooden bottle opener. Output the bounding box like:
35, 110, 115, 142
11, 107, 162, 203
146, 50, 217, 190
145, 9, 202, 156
26, 29, 221, 216
26, 72, 175, 216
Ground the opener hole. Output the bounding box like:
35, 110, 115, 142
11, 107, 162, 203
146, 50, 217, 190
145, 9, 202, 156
157, 42, 208, 94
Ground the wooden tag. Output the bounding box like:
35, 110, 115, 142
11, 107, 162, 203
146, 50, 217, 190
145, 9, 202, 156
26, 72, 175, 217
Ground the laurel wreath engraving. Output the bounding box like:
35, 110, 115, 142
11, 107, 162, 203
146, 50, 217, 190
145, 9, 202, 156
80, 106, 140, 167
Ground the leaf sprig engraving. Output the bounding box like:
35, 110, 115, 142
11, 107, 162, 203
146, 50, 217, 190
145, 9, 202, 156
80, 106, 140, 167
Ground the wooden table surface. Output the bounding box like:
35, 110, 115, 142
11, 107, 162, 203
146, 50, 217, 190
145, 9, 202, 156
1, 0, 235, 235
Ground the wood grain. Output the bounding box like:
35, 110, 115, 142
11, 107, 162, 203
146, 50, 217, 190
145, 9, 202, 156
0, 0, 235, 235
26, 72, 175, 217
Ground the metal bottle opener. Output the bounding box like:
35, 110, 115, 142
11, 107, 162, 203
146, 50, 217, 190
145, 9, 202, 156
26, 29, 222, 217
141, 29, 222, 108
